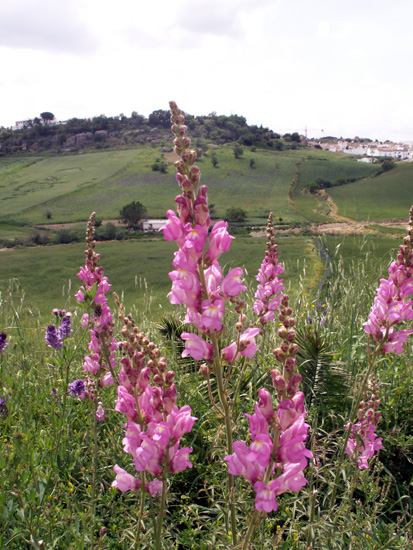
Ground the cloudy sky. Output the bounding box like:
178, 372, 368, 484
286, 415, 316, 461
1, 0, 412, 142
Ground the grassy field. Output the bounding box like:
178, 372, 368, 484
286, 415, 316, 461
0, 235, 322, 318
1, 142, 413, 548
0, 147, 311, 226
292, 157, 378, 223
329, 161, 413, 221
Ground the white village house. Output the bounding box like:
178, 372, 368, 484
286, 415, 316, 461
141, 219, 165, 231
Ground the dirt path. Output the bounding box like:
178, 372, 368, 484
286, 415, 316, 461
318, 189, 355, 223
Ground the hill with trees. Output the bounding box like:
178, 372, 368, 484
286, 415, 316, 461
0, 109, 301, 156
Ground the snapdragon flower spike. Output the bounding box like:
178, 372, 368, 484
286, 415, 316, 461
225, 389, 312, 513
345, 375, 383, 469
364, 206, 413, 354
226, 284, 312, 513
253, 213, 285, 328
112, 303, 196, 496
162, 102, 253, 366
76, 212, 117, 384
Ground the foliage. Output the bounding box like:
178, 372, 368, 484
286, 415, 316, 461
224, 207, 247, 221
0, 231, 412, 548
40, 111, 55, 123
233, 145, 244, 159
119, 201, 147, 228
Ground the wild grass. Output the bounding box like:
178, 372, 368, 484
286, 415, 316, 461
0, 236, 320, 318
0, 235, 411, 549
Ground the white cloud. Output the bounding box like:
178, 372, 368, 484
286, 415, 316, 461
1, 0, 413, 142
0, 0, 97, 53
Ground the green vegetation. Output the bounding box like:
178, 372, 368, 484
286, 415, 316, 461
293, 157, 377, 223
0, 233, 412, 548
0, 236, 320, 318
1, 115, 413, 549
119, 201, 147, 228
329, 161, 413, 221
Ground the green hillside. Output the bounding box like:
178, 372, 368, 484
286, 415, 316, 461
0, 147, 309, 225
293, 157, 377, 222
329, 161, 413, 221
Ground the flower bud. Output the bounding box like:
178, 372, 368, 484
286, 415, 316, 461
280, 341, 290, 353
174, 160, 186, 174
284, 357, 297, 371
270, 369, 282, 379
288, 343, 298, 355
272, 375, 285, 391
278, 326, 288, 339
165, 371, 175, 385
153, 374, 163, 386
281, 295, 290, 307
199, 364, 210, 379
273, 348, 285, 362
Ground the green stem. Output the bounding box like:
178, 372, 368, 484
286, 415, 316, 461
155, 448, 169, 550
91, 399, 98, 550
211, 332, 238, 547
241, 509, 261, 550
197, 263, 238, 545
134, 473, 146, 550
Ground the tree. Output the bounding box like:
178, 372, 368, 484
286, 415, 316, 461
211, 152, 219, 168
233, 145, 244, 159
40, 112, 55, 124
119, 201, 147, 228
225, 207, 247, 221
148, 110, 170, 129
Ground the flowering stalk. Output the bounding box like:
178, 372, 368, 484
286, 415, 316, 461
75, 212, 118, 548
112, 297, 196, 550
44, 309, 76, 462
345, 375, 383, 469
226, 287, 312, 548
163, 101, 264, 544
330, 205, 413, 512
252, 213, 285, 332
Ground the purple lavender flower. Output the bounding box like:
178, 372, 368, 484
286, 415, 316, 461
0, 332, 8, 353
45, 325, 63, 349
58, 316, 72, 340
68, 379, 86, 397
0, 395, 9, 419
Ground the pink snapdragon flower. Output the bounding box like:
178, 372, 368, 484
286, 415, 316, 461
206, 221, 234, 263
253, 213, 285, 327
181, 332, 214, 361
112, 465, 141, 492
221, 327, 260, 363
221, 268, 247, 297
345, 422, 383, 470
225, 390, 312, 513
76, 213, 118, 402
345, 375, 383, 469
113, 309, 196, 495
